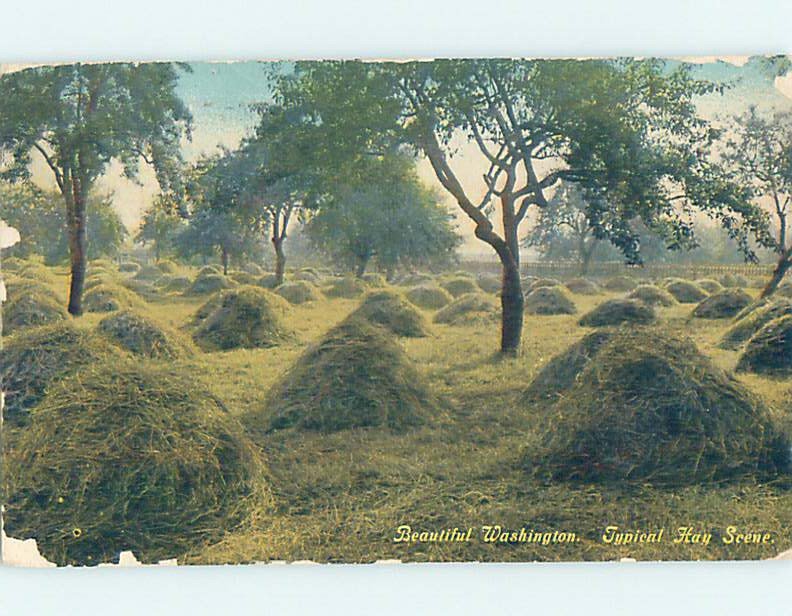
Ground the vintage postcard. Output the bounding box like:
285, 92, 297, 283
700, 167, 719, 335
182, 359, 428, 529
0, 57, 791, 567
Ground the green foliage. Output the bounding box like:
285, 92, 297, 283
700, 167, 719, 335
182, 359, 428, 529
136, 194, 185, 261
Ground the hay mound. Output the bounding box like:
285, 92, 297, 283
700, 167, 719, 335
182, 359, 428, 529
441, 277, 479, 298
133, 264, 164, 282
118, 261, 141, 274
2, 256, 24, 271
720, 273, 749, 288
361, 272, 387, 287
778, 282, 792, 298
83, 283, 142, 312
524, 286, 577, 315
197, 265, 222, 277
185, 273, 236, 296
156, 259, 178, 274
579, 299, 656, 327
276, 281, 320, 305
348, 291, 428, 337
159, 275, 192, 293
737, 315, 792, 376
243, 262, 264, 275
720, 299, 792, 349
398, 272, 434, 287
665, 279, 708, 303
628, 284, 677, 307
476, 273, 502, 294
603, 275, 638, 292
256, 273, 280, 289
565, 278, 600, 295
3, 292, 68, 334
4, 363, 270, 566
0, 322, 124, 427
405, 284, 453, 310
192, 285, 291, 351
292, 269, 321, 284
692, 289, 752, 319
258, 318, 438, 433
696, 278, 724, 294
434, 293, 498, 324
528, 278, 563, 292
17, 263, 57, 284
523, 327, 789, 484
324, 276, 367, 299
230, 271, 258, 286
98, 310, 193, 359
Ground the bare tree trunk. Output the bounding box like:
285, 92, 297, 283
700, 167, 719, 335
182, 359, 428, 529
67, 193, 88, 316
273, 236, 286, 286
500, 256, 523, 355
221, 248, 229, 275
761, 251, 791, 298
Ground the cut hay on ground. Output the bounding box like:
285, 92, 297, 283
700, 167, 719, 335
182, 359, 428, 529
118, 261, 141, 274
628, 284, 677, 307
777, 282, 792, 298
361, 272, 387, 287
524, 286, 577, 315
197, 265, 223, 277
347, 291, 428, 337
578, 298, 656, 327
4, 363, 271, 566
98, 310, 194, 359
255, 318, 439, 433
185, 273, 236, 296
441, 276, 479, 298
720, 273, 749, 288
323, 276, 367, 299
158, 275, 192, 293
692, 289, 752, 319
0, 322, 124, 426
720, 298, 792, 349
275, 281, 320, 305
3, 292, 68, 334
243, 262, 264, 275
230, 271, 259, 286
737, 315, 792, 376
523, 327, 789, 485
602, 275, 638, 292
696, 278, 724, 294
133, 264, 164, 282
398, 272, 434, 287
256, 273, 280, 289
83, 283, 143, 312
433, 292, 498, 324
476, 273, 502, 294
405, 284, 453, 310
664, 279, 708, 303
192, 285, 292, 351
292, 269, 322, 284
156, 260, 178, 274
565, 278, 600, 295
528, 278, 562, 292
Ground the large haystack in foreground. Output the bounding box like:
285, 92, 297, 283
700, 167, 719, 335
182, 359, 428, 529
192, 286, 291, 351
257, 318, 439, 433
348, 291, 428, 337
523, 327, 789, 484
3, 291, 68, 334
737, 315, 792, 376
0, 322, 125, 427
4, 364, 271, 566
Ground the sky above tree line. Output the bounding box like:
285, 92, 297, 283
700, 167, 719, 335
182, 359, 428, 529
5, 56, 792, 257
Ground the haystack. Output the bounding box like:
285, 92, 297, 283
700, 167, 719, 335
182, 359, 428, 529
118, 261, 141, 274
3, 292, 68, 334
433, 293, 498, 324
578, 299, 655, 327
243, 262, 264, 275
192, 285, 291, 351
405, 284, 453, 310
720, 299, 792, 349
158, 275, 192, 293
230, 271, 258, 286
737, 315, 792, 376
565, 278, 600, 295
398, 272, 433, 287
777, 282, 792, 298
523, 327, 789, 484
602, 275, 638, 292
476, 273, 502, 294
185, 273, 236, 296
156, 259, 178, 274
628, 284, 677, 307
133, 264, 164, 283
348, 291, 428, 337
2, 256, 24, 271
257, 318, 438, 433
83, 283, 143, 312
361, 272, 387, 287
720, 272, 749, 288
692, 289, 752, 319
696, 278, 724, 294
275, 281, 320, 305
324, 276, 367, 299
524, 286, 577, 315
528, 278, 563, 293
441, 276, 479, 298
293, 269, 321, 284
98, 310, 193, 359
257, 273, 280, 289
0, 322, 124, 426
4, 363, 270, 566
197, 264, 223, 277
665, 279, 708, 303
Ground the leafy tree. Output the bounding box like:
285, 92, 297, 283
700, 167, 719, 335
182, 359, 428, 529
275, 59, 765, 354
306, 153, 459, 277
136, 194, 185, 262
723, 107, 792, 297
0, 182, 126, 263
0, 63, 191, 314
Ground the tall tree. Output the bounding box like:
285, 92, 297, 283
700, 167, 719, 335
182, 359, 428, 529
0, 63, 191, 314
276, 59, 765, 354
306, 153, 459, 277
724, 107, 792, 297
136, 193, 185, 262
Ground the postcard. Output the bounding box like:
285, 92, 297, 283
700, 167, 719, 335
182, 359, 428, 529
1, 57, 791, 567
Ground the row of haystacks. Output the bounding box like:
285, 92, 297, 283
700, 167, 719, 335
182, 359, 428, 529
522, 326, 790, 484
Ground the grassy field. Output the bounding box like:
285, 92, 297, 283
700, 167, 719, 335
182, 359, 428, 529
4, 260, 792, 564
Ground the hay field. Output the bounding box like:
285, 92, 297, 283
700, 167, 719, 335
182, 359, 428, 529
3, 259, 792, 564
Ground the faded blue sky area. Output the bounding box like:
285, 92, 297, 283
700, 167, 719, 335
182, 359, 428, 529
13, 57, 792, 251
